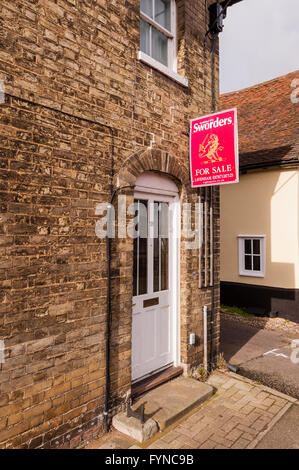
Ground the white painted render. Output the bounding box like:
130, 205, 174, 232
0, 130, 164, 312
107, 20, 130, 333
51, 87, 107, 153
220, 167, 299, 289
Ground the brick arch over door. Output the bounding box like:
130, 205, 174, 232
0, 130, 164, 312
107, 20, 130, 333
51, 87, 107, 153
115, 146, 190, 188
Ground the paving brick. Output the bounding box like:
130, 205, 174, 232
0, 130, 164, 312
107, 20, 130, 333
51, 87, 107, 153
236, 424, 259, 436
263, 398, 275, 408
221, 379, 238, 390
251, 419, 268, 432
240, 404, 255, 415
192, 428, 215, 445
220, 418, 240, 434
268, 404, 284, 415
234, 381, 253, 392
158, 431, 180, 445
231, 437, 251, 449
199, 440, 217, 449
226, 428, 244, 443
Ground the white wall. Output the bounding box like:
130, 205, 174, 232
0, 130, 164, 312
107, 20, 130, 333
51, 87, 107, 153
220, 167, 299, 289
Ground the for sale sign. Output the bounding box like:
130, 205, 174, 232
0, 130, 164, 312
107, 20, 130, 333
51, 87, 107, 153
190, 108, 239, 187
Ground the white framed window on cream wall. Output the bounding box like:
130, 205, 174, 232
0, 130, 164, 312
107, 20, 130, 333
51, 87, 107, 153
238, 235, 266, 277
138, 0, 188, 87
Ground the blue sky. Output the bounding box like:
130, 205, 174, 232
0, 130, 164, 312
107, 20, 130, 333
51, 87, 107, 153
220, 0, 299, 93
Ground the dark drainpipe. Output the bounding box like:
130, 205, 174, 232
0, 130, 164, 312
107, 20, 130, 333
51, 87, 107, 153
209, 33, 217, 371
104, 185, 134, 433
102, 113, 135, 433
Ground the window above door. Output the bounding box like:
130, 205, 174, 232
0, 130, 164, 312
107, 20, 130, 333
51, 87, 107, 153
138, 0, 188, 87
238, 235, 266, 278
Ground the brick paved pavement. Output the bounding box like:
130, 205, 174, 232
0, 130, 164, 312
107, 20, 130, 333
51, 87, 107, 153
147, 371, 296, 449
86, 370, 298, 450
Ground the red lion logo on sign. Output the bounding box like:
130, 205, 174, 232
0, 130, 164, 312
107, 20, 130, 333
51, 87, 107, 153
198, 133, 224, 163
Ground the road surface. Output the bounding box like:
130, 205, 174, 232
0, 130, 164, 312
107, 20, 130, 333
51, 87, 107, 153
220, 315, 299, 399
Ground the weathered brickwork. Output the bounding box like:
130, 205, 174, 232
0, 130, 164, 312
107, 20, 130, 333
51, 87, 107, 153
0, 0, 220, 448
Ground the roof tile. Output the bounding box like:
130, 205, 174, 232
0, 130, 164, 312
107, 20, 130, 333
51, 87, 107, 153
220, 70, 299, 169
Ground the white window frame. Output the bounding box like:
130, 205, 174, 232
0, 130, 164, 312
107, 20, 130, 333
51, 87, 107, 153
138, 0, 188, 87
238, 235, 266, 278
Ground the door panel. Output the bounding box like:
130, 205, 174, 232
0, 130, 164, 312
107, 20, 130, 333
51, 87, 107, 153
157, 305, 171, 358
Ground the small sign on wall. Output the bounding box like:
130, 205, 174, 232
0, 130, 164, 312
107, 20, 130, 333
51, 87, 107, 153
189, 108, 239, 187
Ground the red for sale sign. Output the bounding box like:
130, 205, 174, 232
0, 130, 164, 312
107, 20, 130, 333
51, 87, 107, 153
190, 108, 239, 187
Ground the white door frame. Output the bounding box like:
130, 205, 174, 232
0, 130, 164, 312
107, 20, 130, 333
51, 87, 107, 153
132, 174, 181, 380
171, 192, 180, 368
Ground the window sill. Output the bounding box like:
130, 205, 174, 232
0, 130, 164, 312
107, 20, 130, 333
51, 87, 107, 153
239, 271, 265, 278
138, 51, 188, 88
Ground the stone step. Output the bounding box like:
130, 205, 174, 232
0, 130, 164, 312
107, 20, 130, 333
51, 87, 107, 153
112, 376, 214, 443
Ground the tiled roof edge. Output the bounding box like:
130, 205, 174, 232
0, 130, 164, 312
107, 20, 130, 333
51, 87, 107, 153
220, 70, 298, 98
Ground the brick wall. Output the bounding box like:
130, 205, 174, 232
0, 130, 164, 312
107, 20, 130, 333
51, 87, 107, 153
0, 0, 220, 448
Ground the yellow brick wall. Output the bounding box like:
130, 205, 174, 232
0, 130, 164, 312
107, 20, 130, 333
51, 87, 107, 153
0, 0, 220, 448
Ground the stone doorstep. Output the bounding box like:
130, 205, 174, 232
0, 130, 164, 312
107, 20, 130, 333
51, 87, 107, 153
112, 413, 159, 444
112, 377, 214, 443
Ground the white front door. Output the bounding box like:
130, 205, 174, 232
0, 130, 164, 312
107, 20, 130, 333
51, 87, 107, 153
131, 190, 177, 382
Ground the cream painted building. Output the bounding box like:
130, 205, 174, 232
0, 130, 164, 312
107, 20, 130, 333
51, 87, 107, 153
220, 71, 299, 321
